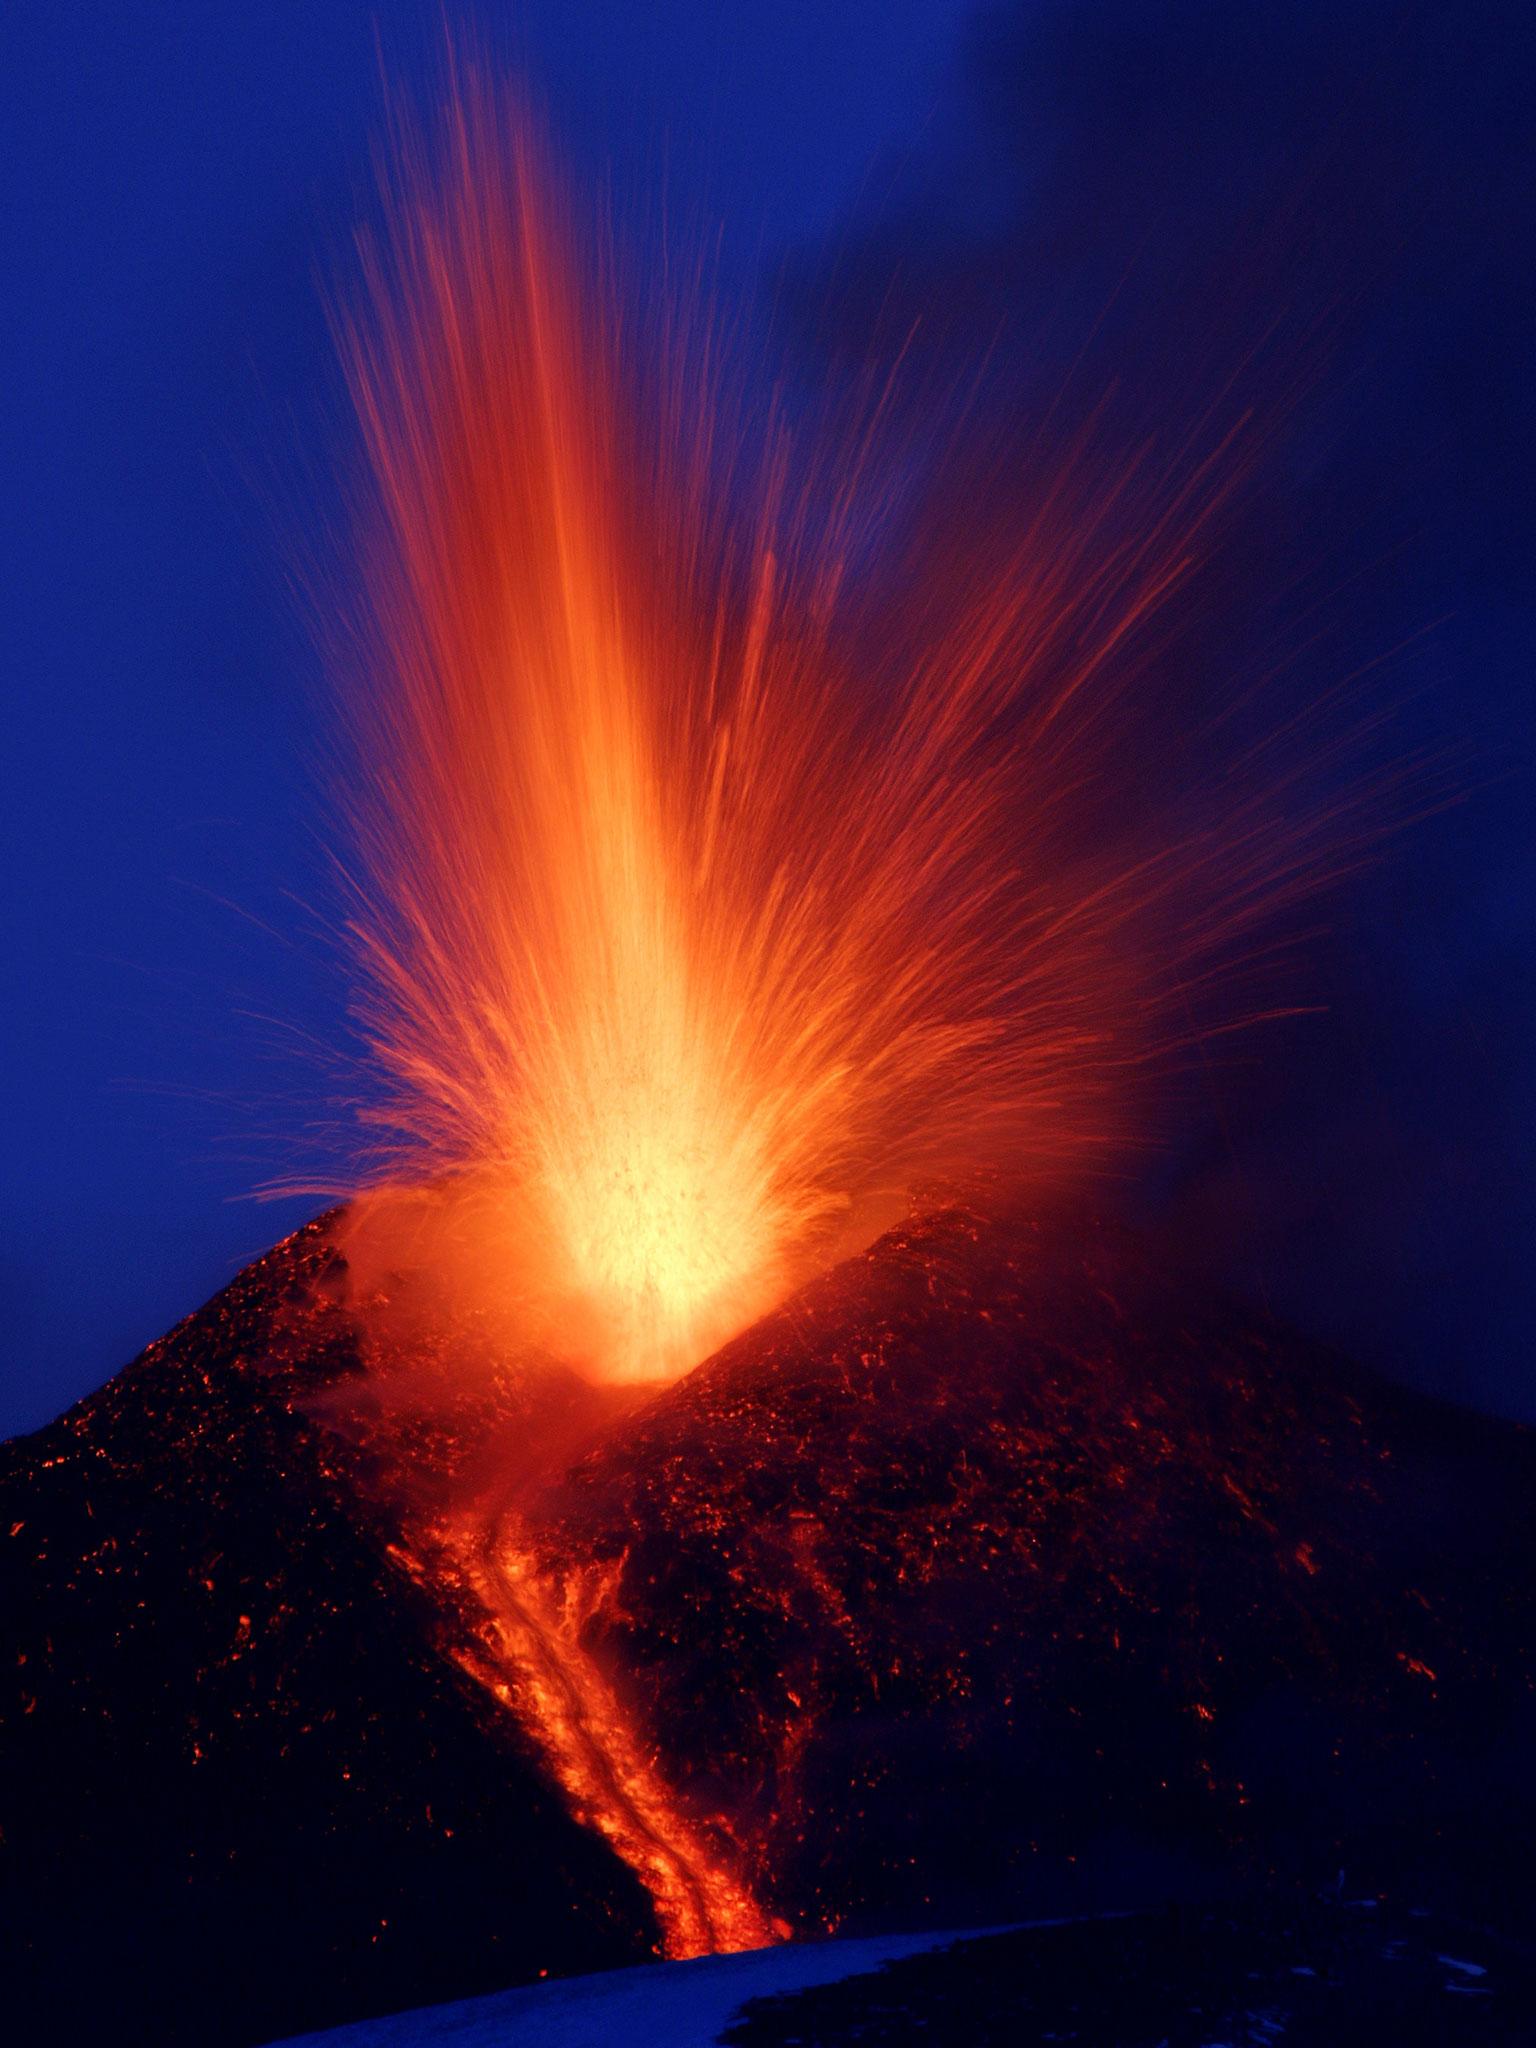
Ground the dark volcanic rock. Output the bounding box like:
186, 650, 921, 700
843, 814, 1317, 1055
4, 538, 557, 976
2, 1195, 1533, 2048
518, 1198, 1536, 1939
0, 1221, 656, 2048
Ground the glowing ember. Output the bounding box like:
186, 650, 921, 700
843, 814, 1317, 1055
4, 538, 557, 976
325, 72, 1342, 1391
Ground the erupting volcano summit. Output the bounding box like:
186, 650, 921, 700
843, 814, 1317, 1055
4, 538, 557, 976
6, 57, 1523, 2048
317, 75, 1362, 1390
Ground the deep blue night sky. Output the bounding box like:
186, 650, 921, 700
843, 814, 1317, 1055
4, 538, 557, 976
3, 1, 1531, 1435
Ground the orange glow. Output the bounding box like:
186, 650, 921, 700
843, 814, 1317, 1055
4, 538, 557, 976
327, 74, 1342, 1388
443, 1515, 780, 1956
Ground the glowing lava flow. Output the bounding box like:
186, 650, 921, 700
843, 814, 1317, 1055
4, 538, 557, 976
442, 1504, 779, 1957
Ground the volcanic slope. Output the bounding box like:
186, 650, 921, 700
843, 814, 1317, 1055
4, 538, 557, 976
0, 1221, 658, 2048
506, 1196, 1536, 1940
3, 1196, 1533, 2048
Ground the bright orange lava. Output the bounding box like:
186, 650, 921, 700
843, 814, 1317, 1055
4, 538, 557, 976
444, 1514, 781, 1957
328, 75, 1343, 1387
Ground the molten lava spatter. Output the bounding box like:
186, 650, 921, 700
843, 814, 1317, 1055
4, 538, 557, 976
324, 74, 1354, 1390
295, 58, 1414, 1984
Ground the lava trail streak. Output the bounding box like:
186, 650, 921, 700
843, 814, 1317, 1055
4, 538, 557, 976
447, 1509, 778, 1959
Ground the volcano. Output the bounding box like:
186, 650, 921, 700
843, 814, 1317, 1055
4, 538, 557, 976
3, 1195, 1533, 2047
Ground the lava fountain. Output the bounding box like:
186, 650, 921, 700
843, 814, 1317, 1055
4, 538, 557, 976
310, 71, 1383, 1958
325, 75, 1349, 1393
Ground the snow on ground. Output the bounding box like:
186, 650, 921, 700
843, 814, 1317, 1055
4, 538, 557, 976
267, 1926, 1018, 2048
262, 1902, 1533, 2045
